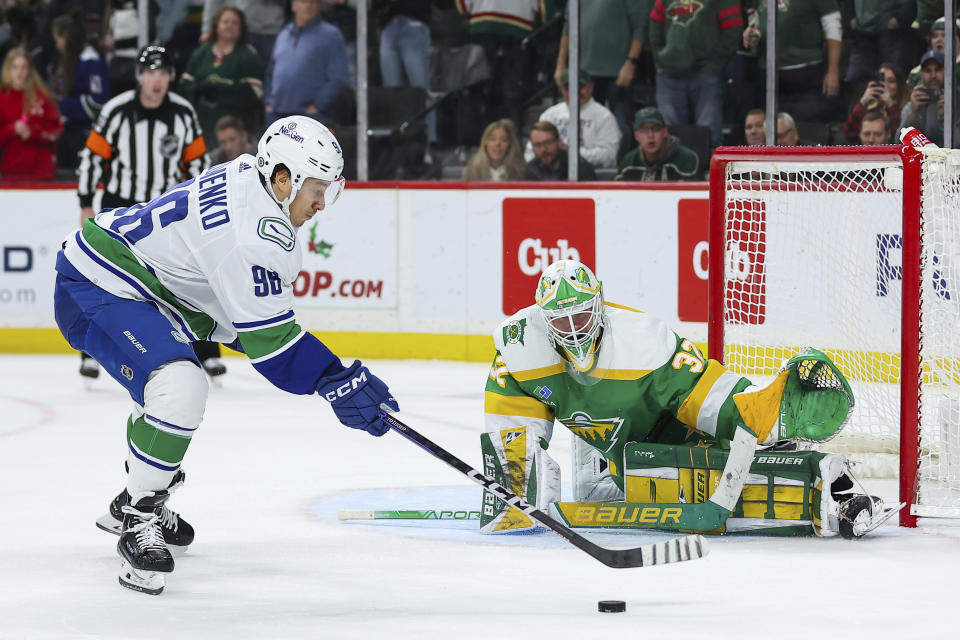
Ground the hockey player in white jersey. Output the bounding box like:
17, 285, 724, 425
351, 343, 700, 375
53, 116, 398, 595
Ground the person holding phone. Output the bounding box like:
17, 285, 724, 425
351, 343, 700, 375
844, 63, 907, 143
900, 50, 945, 146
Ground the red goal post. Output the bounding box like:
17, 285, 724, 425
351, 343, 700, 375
707, 145, 960, 528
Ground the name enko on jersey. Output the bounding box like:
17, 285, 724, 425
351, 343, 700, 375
198, 164, 230, 231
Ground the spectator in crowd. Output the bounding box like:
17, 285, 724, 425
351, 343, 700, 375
102, 0, 154, 96
0, 2, 37, 64
776, 111, 807, 146
907, 17, 960, 89
844, 63, 908, 143
0, 47, 62, 181
915, 1, 945, 37
462, 118, 524, 181
264, 0, 349, 125
859, 110, 892, 144
616, 106, 698, 182
209, 113, 255, 164
524, 69, 621, 170
842, 0, 917, 83
726, 4, 761, 135
744, 108, 765, 145
649, 0, 743, 148
202, 0, 287, 62
159, 1, 207, 79
179, 5, 265, 148
901, 50, 945, 146
49, 10, 109, 168
554, 0, 650, 130
74, 45, 210, 380
744, 0, 843, 123
524, 120, 596, 181
455, 0, 555, 128
373, 0, 437, 163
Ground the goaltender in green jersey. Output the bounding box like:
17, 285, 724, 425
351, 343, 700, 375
480, 260, 900, 538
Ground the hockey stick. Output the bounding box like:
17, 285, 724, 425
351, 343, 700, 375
339, 509, 480, 520
379, 412, 709, 569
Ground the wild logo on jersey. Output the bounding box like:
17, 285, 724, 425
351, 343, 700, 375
666, 1, 704, 23
559, 411, 624, 453
503, 318, 526, 346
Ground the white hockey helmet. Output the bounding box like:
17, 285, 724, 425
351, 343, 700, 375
535, 260, 606, 373
256, 115, 346, 217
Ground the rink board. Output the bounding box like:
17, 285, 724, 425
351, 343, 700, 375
0, 181, 713, 359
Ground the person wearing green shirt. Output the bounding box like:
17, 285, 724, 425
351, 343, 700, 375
615, 107, 699, 182
554, 0, 651, 129
743, 0, 844, 122
179, 5, 266, 149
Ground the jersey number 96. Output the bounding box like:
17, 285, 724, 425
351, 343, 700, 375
252, 265, 282, 297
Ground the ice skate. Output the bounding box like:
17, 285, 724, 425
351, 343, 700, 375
117, 491, 175, 595
96, 470, 194, 553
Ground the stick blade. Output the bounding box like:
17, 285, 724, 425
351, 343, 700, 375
595, 534, 710, 568
338, 509, 375, 520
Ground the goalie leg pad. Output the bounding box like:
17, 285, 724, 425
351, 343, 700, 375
479, 426, 560, 534
623, 442, 840, 535
571, 434, 624, 503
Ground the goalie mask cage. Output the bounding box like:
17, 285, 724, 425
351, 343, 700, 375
708, 145, 960, 527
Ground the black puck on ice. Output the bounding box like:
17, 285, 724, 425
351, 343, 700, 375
598, 600, 626, 613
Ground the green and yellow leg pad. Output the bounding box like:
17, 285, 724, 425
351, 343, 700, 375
479, 426, 560, 534
620, 443, 833, 536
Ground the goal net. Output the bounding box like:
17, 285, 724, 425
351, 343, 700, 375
707, 145, 960, 526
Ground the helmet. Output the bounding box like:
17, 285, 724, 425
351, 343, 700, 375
256, 115, 345, 217
535, 260, 605, 372
137, 45, 175, 79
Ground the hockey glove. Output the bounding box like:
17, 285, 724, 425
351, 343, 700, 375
317, 360, 398, 436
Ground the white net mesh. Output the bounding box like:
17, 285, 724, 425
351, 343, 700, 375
916, 149, 960, 514
719, 151, 960, 518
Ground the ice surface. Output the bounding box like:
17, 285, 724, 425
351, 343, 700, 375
0, 355, 956, 639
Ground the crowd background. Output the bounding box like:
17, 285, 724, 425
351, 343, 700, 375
0, 0, 957, 184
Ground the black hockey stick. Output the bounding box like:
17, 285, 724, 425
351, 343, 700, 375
379, 411, 709, 569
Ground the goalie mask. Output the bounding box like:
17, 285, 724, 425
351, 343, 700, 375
256, 116, 345, 218
535, 260, 605, 373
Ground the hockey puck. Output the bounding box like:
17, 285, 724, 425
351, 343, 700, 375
598, 600, 626, 613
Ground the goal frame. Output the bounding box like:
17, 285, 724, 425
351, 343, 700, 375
707, 145, 924, 528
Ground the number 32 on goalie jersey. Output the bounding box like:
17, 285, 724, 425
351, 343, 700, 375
672, 339, 705, 373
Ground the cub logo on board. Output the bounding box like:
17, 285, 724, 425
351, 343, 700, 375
502, 198, 595, 316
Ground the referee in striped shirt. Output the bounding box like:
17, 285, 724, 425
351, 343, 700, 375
75, 45, 224, 380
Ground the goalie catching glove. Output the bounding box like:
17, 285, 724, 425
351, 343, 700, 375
318, 360, 398, 436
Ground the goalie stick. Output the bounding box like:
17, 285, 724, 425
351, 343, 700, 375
378, 411, 709, 569
339, 509, 480, 520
